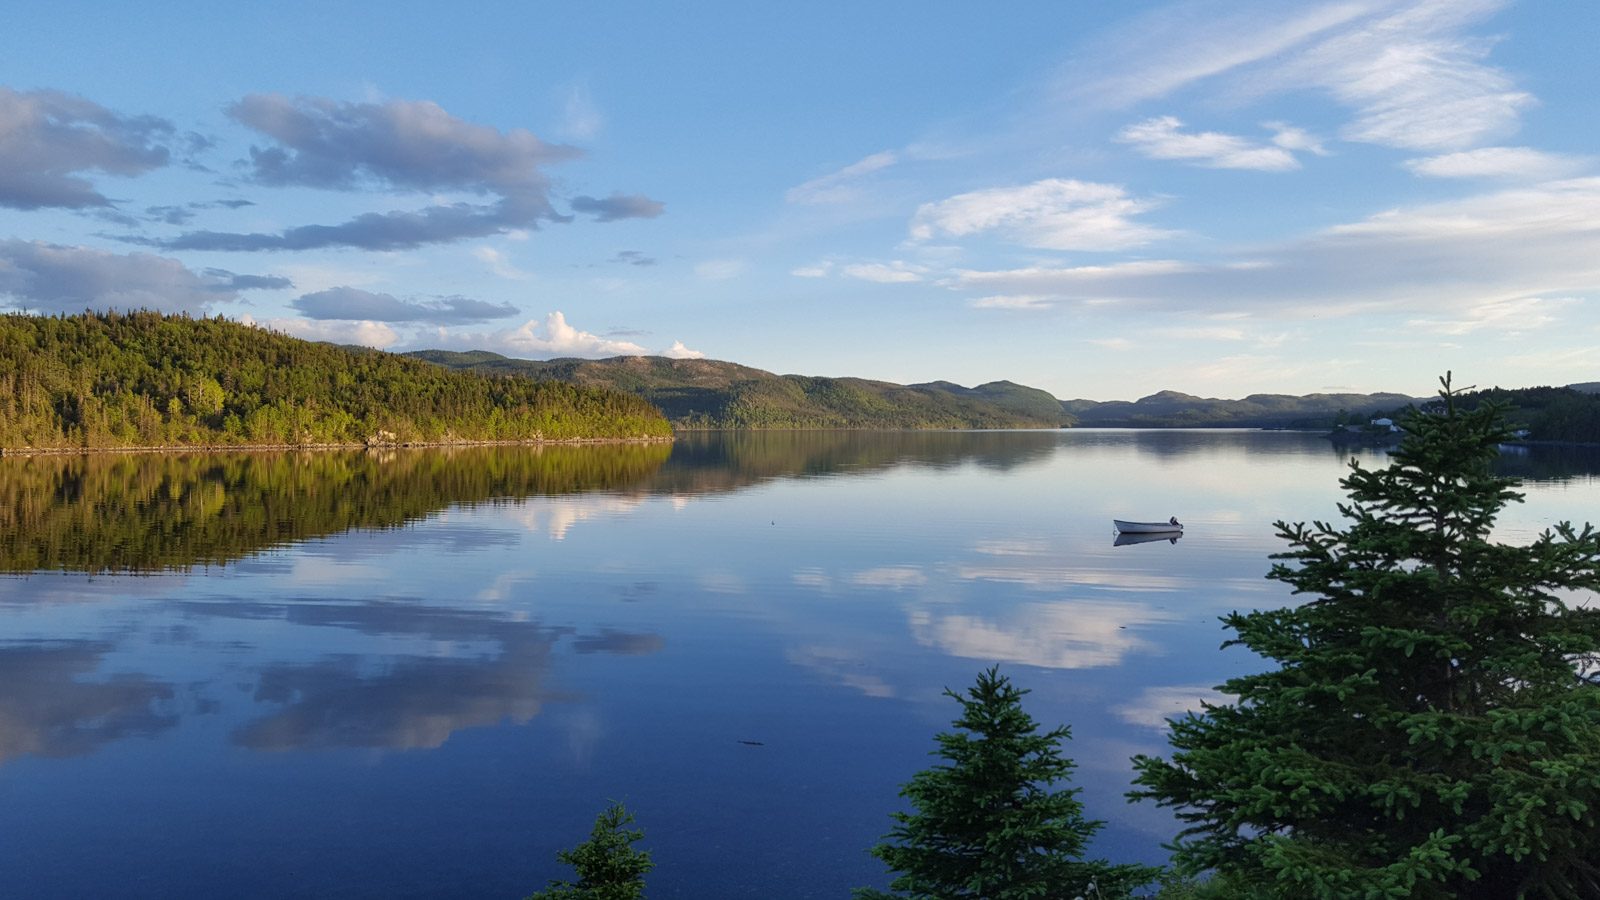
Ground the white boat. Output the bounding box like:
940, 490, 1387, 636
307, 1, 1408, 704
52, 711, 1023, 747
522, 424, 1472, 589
1113, 518, 1183, 534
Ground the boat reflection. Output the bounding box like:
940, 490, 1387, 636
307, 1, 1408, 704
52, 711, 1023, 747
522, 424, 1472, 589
1113, 531, 1183, 547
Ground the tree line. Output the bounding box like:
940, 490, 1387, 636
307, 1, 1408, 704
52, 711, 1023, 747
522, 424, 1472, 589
0, 311, 671, 450
522, 378, 1600, 899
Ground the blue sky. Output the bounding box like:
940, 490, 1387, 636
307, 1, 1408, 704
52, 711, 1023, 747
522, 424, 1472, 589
2, 0, 1596, 400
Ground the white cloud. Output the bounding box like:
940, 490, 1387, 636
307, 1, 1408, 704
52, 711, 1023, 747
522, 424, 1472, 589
791, 262, 833, 278
841, 261, 924, 283
952, 178, 1600, 318
244, 315, 401, 348
1116, 116, 1301, 171
472, 246, 532, 280
660, 340, 706, 359
786, 151, 898, 205
910, 178, 1173, 251
1404, 147, 1586, 180
1265, 121, 1330, 155
421, 311, 703, 360
695, 259, 745, 280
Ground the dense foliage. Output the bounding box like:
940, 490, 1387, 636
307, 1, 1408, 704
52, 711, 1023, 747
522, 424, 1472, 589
526, 802, 653, 900
0, 443, 671, 572
856, 667, 1158, 900
410, 350, 1074, 429
0, 311, 671, 449
1064, 389, 1424, 429
1131, 377, 1600, 898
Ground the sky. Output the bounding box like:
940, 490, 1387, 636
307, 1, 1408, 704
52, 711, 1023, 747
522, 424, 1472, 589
2, 0, 1597, 401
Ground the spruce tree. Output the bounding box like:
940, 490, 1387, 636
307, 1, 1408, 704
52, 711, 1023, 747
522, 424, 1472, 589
1131, 376, 1600, 899
857, 667, 1158, 900
526, 802, 653, 900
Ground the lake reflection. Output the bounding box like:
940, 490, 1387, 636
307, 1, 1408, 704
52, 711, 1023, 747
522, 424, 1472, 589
2, 430, 1596, 899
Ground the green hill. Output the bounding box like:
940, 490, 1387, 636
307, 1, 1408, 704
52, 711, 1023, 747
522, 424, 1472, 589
409, 351, 1075, 430
0, 312, 671, 451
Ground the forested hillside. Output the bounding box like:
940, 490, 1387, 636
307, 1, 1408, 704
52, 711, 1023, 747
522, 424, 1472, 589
1063, 389, 1425, 428
1424, 385, 1600, 443
410, 351, 1075, 429
0, 312, 671, 451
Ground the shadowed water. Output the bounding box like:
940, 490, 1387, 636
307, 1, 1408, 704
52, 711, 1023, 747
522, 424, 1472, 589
2, 430, 1596, 898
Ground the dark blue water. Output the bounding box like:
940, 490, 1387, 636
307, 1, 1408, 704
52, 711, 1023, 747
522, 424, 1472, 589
2, 430, 1595, 898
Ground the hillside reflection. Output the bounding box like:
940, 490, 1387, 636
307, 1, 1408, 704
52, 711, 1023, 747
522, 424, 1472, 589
0, 444, 673, 573
0, 431, 1061, 574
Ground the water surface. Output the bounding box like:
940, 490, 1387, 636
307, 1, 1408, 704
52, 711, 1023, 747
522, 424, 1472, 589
3, 430, 1596, 898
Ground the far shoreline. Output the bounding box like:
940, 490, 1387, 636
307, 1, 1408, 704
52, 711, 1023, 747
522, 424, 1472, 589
0, 435, 675, 458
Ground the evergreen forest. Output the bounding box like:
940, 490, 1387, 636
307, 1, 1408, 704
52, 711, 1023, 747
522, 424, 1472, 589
0, 311, 671, 451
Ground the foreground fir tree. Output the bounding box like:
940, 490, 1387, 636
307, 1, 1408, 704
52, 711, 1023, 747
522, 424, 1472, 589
857, 667, 1158, 900
1131, 376, 1600, 899
526, 802, 653, 900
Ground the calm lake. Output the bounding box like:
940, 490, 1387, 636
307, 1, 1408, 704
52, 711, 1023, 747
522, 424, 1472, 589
3, 430, 1598, 898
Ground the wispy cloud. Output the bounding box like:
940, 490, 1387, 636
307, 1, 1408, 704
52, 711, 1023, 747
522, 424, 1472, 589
1071, 0, 1531, 152
910, 179, 1173, 251
786, 151, 898, 205
1404, 147, 1586, 180
473, 246, 533, 280
841, 261, 924, 283
953, 178, 1600, 318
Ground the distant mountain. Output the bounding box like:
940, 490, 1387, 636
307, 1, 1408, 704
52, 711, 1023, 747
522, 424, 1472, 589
1062, 390, 1426, 428
409, 352, 1074, 430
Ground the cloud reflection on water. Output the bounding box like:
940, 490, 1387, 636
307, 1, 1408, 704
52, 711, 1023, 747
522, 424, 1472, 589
907, 600, 1177, 670
0, 641, 178, 766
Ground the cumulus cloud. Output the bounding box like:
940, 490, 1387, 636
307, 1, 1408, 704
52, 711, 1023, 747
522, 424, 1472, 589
1116, 116, 1302, 171
786, 151, 898, 205
570, 192, 664, 222
290, 286, 517, 324
951, 177, 1600, 318
1404, 146, 1586, 180
139, 93, 637, 252
0, 239, 284, 315
0, 87, 173, 210
910, 178, 1173, 251
660, 340, 706, 360
244, 315, 401, 348
428, 311, 703, 360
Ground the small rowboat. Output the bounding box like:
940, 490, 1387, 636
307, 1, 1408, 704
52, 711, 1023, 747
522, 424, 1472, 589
1113, 518, 1183, 534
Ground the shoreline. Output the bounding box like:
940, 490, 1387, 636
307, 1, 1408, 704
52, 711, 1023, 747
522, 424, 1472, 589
0, 435, 675, 458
